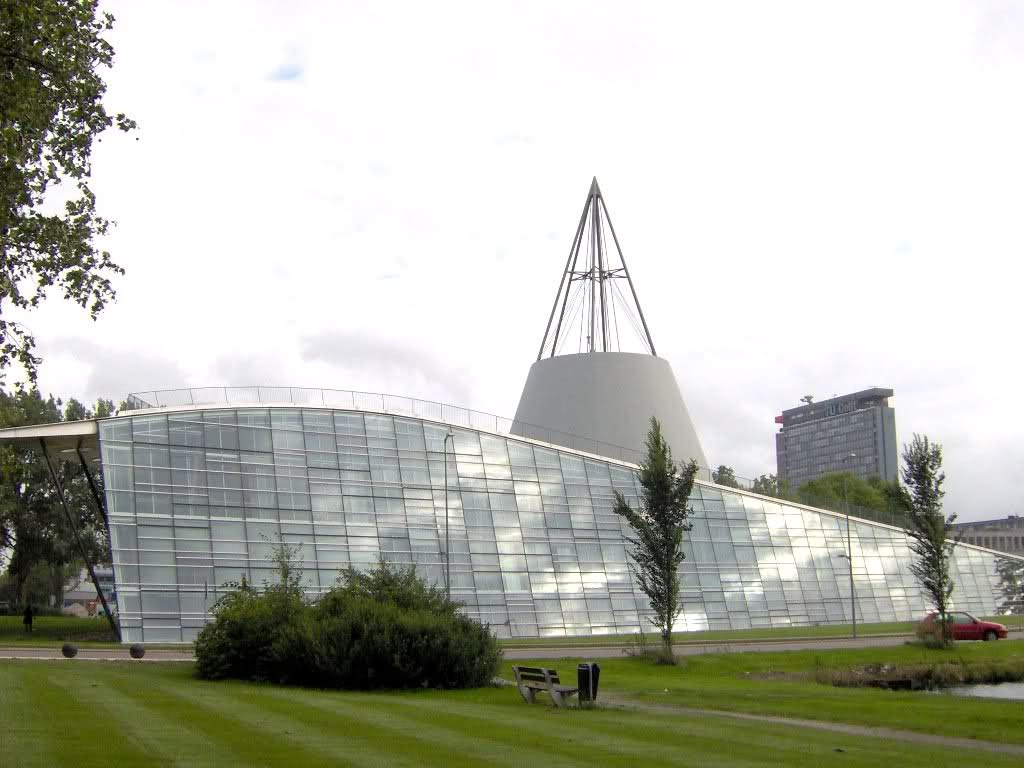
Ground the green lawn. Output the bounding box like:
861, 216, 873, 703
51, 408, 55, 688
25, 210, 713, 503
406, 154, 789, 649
503, 640, 1024, 745
0, 615, 117, 645
1, 660, 1021, 767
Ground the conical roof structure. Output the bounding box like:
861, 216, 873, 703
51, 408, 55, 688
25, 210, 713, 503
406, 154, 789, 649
538, 177, 657, 359
513, 179, 708, 468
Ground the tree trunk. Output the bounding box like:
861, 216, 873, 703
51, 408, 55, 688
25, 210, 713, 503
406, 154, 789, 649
14, 570, 27, 606
661, 566, 675, 663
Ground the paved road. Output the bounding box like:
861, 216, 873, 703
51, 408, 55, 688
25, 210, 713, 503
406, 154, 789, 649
503, 634, 913, 659
0, 647, 193, 661
1, 634, 916, 662
5, 634, 1020, 661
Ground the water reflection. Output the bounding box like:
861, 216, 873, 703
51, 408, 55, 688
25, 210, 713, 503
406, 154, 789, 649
943, 682, 1024, 701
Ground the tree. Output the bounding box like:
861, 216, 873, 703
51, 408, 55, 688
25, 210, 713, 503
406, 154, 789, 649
0, 387, 112, 603
901, 434, 957, 644
712, 464, 739, 488
751, 473, 785, 498
614, 417, 698, 663
798, 472, 886, 511
796, 472, 910, 525
1, 2, 135, 382
996, 558, 1024, 616
867, 476, 912, 516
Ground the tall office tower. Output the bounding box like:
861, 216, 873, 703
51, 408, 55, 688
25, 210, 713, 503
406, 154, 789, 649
775, 388, 897, 490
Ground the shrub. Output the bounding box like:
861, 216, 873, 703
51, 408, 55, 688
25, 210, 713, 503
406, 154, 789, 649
327, 559, 455, 616
194, 550, 501, 690
277, 594, 501, 689
194, 542, 306, 681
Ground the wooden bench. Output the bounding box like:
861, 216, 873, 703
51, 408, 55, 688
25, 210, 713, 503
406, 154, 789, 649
512, 665, 579, 708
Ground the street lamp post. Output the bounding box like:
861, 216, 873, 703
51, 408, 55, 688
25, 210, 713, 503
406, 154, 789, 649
442, 430, 455, 601
842, 452, 857, 639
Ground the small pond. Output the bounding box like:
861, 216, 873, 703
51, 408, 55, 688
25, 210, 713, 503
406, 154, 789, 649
936, 682, 1024, 701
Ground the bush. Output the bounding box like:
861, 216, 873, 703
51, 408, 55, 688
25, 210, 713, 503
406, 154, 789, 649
194, 552, 501, 690
194, 543, 307, 681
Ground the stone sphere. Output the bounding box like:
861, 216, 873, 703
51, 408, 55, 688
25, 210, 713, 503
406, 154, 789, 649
129, 643, 145, 659
61, 643, 78, 658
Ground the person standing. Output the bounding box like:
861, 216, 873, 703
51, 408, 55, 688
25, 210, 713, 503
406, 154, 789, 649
22, 603, 33, 633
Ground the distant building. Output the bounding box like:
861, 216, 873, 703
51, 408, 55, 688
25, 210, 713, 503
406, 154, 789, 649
954, 517, 1024, 556
775, 387, 898, 490
62, 567, 115, 616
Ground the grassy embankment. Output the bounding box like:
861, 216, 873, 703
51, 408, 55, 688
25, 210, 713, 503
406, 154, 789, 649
0, 615, 117, 645
501, 640, 1024, 745
2, 653, 1023, 768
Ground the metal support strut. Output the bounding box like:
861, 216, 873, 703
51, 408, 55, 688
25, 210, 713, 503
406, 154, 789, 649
537, 177, 658, 359
38, 438, 121, 642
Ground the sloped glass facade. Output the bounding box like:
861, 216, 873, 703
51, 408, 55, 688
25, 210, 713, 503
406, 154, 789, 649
99, 407, 1009, 643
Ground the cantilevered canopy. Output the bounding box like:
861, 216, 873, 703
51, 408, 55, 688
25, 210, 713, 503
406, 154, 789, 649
0, 420, 101, 461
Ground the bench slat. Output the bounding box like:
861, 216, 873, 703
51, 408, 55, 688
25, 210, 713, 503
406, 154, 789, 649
512, 665, 578, 708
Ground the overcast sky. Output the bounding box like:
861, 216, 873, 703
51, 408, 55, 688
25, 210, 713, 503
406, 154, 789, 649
17, 1, 1024, 522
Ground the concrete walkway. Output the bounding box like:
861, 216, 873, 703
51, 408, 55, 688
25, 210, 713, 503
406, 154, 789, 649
0, 635, 909, 662
0, 647, 193, 661
504, 634, 911, 659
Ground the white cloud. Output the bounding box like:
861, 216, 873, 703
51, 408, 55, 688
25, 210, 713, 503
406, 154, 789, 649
18, 0, 1024, 521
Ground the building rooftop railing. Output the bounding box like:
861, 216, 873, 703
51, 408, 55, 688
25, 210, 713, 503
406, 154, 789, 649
124, 386, 913, 531
126, 385, 656, 467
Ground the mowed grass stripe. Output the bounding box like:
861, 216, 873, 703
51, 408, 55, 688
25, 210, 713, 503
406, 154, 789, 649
148, 670, 465, 767
0, 662, 64, 768
163, 681, 771, 768
311, 686, 872, 768
252, 687, 550, 768
58, 663, 320, 767
133, 671, 364, 767
0, 662, 152, 767
642, 681, 1024, 744
383, 691, 851, 767
382, 688, 1024, 768
6, 662, 1024, 768
332, 689, 701, 765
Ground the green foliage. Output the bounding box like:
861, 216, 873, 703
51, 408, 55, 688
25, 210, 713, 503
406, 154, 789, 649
0, 387, 114, 603
193, 541, 306, 681
751, 473, 786, 498
868, 475, 912, 515
996, 557, 1024, 615
797, 473, 898, 513
793, 472, 911, 529
901, 434, 957, 644
18, 560, 81, 609
325, 557, 454, 615
711, 465, 739, 488
614, 417, 698, 663
277, 594, 501, 690
194, 550, 501, 690
1, 1, 136, 381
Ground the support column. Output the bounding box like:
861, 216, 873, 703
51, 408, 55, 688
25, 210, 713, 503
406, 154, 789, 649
39, 439, 121, 642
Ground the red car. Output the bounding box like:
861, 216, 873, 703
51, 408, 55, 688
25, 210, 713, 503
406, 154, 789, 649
917, 611, 1009, 641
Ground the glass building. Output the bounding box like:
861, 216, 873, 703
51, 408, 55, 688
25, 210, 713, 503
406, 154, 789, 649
71, 392, 1012, 643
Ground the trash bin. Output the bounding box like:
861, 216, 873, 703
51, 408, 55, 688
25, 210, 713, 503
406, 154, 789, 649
577, 662, 600, 705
